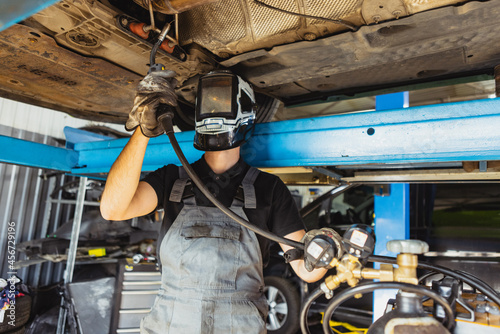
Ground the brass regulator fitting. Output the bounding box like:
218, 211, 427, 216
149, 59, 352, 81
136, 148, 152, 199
321, 239, 429, 296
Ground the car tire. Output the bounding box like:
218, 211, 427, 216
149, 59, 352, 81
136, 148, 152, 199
255, 93, 281, 123
264, 276, 301, 334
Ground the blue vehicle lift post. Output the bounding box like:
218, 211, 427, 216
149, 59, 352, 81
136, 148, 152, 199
372, 92, 411, 321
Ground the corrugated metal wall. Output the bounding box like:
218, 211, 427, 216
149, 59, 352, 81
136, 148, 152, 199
0, 124, 79, 287
0, 96, 125, 140
0, 97, 113, 287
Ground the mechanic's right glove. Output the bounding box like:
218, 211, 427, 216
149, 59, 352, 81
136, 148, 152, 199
125, 70, 178, 137
302, 228, 344, 272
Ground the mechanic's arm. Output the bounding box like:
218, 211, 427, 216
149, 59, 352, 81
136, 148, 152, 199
280, 230, 328, 283
100, 128, 158, 221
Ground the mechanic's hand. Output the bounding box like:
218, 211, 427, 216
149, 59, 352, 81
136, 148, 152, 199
125, 70, 178, 137
302, 228, 343, 272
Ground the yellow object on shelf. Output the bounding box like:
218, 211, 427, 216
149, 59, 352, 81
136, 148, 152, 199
328, 321, 368, 334
88, 248, 106, 257
320, 313, 368, 334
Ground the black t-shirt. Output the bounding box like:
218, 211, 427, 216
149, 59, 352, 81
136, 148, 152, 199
142, 155, 305, 266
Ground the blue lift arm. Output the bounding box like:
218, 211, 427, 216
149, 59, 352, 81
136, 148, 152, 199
72, 97, 500, 175
1, 98, 500, 174
0, 0, 61, 32
0, 134, 78, 171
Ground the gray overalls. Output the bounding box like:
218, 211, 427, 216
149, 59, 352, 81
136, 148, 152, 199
141, 167, 267, 334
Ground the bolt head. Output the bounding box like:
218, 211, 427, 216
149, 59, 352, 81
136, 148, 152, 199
304, 33, 317, 41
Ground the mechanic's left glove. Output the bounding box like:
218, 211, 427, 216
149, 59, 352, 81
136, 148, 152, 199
125, 70, 178, 137
302, 228, 344, 272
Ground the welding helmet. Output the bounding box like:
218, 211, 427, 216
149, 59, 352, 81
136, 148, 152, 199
194, 70, 256, 151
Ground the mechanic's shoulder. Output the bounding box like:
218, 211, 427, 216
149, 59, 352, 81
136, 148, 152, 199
165, 163, 181, 171
144, 164, 180, 179
253, 168, 281, 187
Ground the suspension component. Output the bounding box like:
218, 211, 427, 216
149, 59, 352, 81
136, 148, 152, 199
133, 0, 219, 14
117, 15, 186, 62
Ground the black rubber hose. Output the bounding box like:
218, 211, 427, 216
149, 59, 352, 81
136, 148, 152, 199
321, 282, 456, 334
454, 269, 499, 297
418, 271, 440, 284
299, 184, 357, 217
150, 42, 160, 67
158, 113, 305, 249
300, 287, 324, 334
372, 255, 499, 298
418, 270, 489, 295
368, 255, 500, 306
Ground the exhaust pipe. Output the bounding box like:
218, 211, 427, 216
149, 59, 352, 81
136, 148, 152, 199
134, 0, 220, 14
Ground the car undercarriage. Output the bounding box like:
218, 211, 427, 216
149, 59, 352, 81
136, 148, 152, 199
1, 0, 500, 130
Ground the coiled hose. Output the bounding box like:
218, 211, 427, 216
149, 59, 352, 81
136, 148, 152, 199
300, 287, 324, 334
321, 281, 455, 334
369, 255, 500, 306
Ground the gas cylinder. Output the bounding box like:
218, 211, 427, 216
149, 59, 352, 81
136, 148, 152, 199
367, 291, 450, 334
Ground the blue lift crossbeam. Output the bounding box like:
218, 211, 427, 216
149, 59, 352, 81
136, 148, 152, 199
1, 98, 500, 174
0, 0, 61, 32
0, 135, 78, 171
72, 98, 500, 175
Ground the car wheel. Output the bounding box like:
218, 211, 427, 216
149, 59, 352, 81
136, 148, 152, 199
264, 276, 301, 334
255, 93, 281, 123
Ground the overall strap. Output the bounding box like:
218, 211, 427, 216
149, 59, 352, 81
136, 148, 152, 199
169, 166, 195, 205
170, 166, 260, 208
240, 167, 260, 209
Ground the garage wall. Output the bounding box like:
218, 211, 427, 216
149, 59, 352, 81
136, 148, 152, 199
0, 97, 116, 287
0, 124, 79, 287
0, 97, 126, 140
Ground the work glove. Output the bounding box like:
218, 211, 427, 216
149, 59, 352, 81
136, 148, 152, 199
302, 228, 343, 272
125, 70, 178, 137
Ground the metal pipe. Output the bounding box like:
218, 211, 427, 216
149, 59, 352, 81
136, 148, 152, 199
63, 177, 87, 284
143, 0, 161, 33
148, 0, 156, 30
33, 176, 55, 288
16, 159, 31, 280
175, 14, 179, 43
48, 199, 100, 206
44, 174, 66, 286
495, 64, 500, 98
148, 0, 220, 14
56, 176, 88, 334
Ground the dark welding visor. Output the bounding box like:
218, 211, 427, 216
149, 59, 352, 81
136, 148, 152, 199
196, 72, 238, 121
